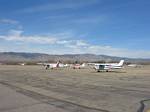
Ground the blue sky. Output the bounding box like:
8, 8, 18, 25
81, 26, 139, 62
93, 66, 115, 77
0, 0, 150, 58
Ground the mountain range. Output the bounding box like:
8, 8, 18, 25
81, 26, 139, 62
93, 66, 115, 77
0, 52, 150, 64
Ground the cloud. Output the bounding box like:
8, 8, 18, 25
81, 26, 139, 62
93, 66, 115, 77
76, 40, 89, 47
0, 29, 150, 58
20, 0, 99, 13
0, 19, 23, 30
0, 30, 58, 44
70, 15, 107, 24
56, 40, 89, 49
44, 14, 107, 25
0, 30, 88, 46
0, 19, 19, 24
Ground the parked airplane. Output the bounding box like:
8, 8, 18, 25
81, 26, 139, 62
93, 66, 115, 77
128, 64, 142, 68
44, 61, 61, 69
94, 60, 124, 72
72, 63, 86, 69
128, 64, 137, 67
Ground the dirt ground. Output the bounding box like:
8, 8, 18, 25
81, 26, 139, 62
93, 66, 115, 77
0, 65, 150, 112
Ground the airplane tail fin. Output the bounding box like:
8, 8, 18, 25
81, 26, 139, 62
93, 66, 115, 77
118, 60, 124, 66
81, 63, 86, 67
56, 61, 60, 67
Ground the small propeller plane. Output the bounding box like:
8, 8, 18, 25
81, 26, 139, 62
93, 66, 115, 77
44, 61, 60, 69
93, 60, 124, 72
72, 63, 86, 69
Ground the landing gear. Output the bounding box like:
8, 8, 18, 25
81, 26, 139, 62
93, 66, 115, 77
45, 65, 49, 70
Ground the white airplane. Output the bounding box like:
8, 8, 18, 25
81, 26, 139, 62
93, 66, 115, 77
128, 64, 137, 67
94, 60, 124, 72
128, 64, 142, 68
72, 63, 86, 69
44, 61, 61, 69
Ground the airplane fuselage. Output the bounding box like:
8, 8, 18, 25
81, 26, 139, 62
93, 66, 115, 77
94, 60, 124, 72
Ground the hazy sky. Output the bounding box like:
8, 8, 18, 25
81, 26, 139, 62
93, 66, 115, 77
0, 0, 150, 58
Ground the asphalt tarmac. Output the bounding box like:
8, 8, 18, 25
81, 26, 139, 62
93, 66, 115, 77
0, 83, 69, 112
0, 65, 150, 112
